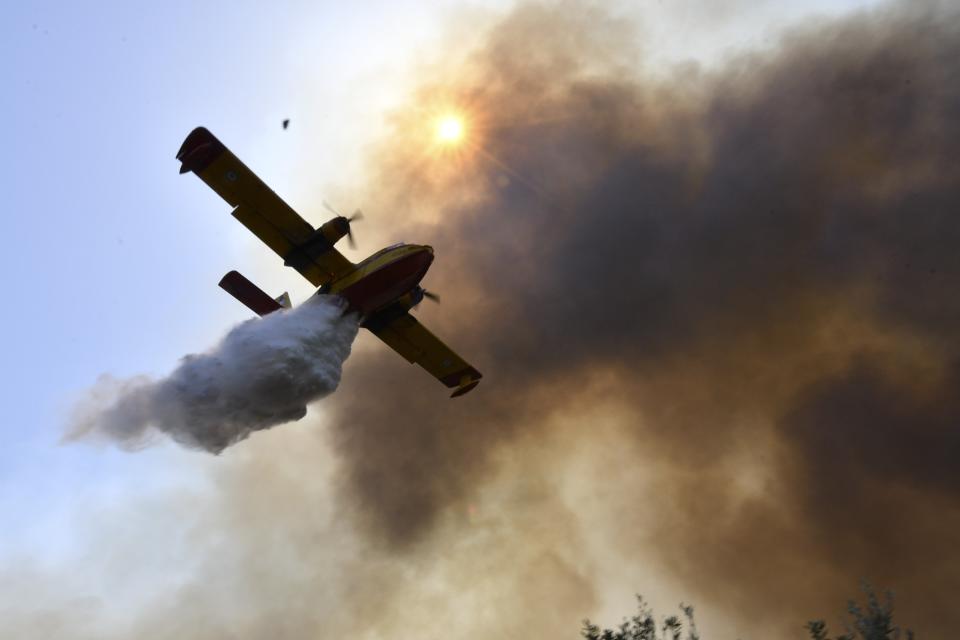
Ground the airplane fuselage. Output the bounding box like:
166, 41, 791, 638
325, 243, 434, 316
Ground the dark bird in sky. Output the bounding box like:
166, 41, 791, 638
282, 118, 290, 130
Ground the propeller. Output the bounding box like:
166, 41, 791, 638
322, 200, 342, 216
323, 201, 364, 248
412, 287, 441, 312
345, 209, 363, 248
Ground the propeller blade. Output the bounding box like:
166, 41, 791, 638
343, 208, 362, 248
422, 290, 441, 303
322, 200, 342, 217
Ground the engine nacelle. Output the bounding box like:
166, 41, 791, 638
394, 286, 426, 312
360, 287, 427, 330
283, 216, 351, 269
317, 216, 351, 246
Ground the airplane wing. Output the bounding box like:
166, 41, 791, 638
176, 127, 352, 287
366, 312, 482, 397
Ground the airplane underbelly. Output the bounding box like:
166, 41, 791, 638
339, 251, 432, 314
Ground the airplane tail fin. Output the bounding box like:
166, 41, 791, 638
274, 291, 292, 309
218, 270, 284, 317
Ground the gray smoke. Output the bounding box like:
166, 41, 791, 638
68, 295, 359, 453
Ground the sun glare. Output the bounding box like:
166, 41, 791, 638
435, 115, 465, 145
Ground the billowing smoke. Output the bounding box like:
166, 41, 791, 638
68, 295, 359, 453
316, 0, 960, 635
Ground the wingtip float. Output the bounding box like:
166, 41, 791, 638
179, 127, 482, 398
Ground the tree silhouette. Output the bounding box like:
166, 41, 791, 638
581, 597, 698, 640
581, 585, 913, 640
806, 584, 914, 640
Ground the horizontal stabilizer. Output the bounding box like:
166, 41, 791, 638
218, 270, 283, 317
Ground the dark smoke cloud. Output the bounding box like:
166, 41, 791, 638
320, 0, 960, 635
69, 296, 358, 453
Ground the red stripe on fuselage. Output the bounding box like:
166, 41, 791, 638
338, 248, 433, 314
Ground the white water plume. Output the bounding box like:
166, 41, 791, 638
67, 295, 359, 453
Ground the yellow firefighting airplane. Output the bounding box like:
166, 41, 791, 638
176, 127, 482, 397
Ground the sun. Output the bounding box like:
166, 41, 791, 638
435, 114, 465, 145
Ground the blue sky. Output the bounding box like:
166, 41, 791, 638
1, 0, 885, 628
